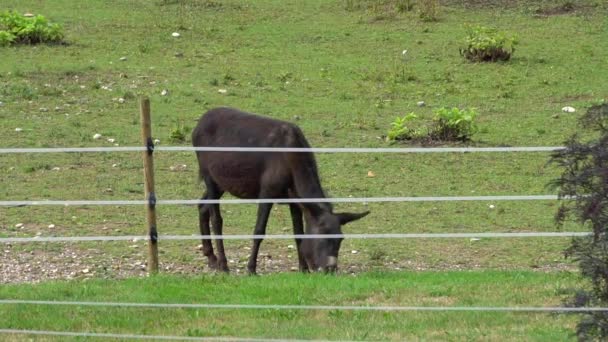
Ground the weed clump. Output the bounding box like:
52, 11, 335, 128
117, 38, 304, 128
418, 0, 439, 22
0, 11, 64, 46
430, 107, 478, 141
344, 0, 436, 21
387, 112, 419, 141
460, 25, 517, 62
386, 107, 478, 143
170, 121, 190, 143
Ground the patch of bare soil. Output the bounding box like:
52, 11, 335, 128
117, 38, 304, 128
441, 0, 527, 9
1, 243, 576, 284
535, 2, 577, 16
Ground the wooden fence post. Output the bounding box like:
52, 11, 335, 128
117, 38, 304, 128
140, 98, 159, 273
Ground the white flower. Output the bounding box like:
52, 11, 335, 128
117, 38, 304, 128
153, 139, 160, 145
402, 49, 408, 56
161, 89, 169, 96
218, 89, 227, 94
489, 204, 495, 209
107, 138, 115, 143
15, 128, 23, 132
93, 133, 102, 140
172, 32, 181, 38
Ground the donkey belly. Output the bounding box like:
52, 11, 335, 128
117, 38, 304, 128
205, 154, 290, 199
209, 165, 261, 199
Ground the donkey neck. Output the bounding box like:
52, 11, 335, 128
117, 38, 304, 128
288, 152, 327, 199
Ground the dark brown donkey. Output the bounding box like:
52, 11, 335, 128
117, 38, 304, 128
192, 107, 369, 274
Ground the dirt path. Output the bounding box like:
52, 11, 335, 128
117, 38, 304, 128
0, 243, 576, 284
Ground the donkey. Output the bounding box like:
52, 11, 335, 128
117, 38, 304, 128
192, 107, 369, 274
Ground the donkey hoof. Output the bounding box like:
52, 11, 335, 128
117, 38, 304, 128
207, 256, 219, 270
218, 262, 230, 273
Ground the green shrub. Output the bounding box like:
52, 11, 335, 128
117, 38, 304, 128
550, 103, 608, 340
387, 107, 479, 143
461, 25, 517, 62
387, 113, 420, 141
430, 107, 478, 141
0, 30, 15, 46
0, 11, 64, 46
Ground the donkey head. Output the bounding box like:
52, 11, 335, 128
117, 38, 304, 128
301, 210, 369, 273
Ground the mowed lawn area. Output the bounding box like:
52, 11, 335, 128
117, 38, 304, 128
0, 0, 606, 340
0, 272, 583, 341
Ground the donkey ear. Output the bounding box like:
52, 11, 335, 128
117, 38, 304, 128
336, 211, 370, 225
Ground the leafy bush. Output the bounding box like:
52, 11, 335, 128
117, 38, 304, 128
550, 103, 608, 341
0, 30, 15, 46
387, 107, 479, 143
387, 113, 420, 141
0, 11, 64, 46
460, 25, 517, 62
430, 107, 478, 141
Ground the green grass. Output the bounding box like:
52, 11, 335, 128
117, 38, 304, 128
0, 0, 606, 339
0, 271, 584, 341
1, 0, 602, 279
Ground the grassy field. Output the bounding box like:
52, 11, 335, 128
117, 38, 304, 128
0, 0, 607, 339
0, 271, 583, 341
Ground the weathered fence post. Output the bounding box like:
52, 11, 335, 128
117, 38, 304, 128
140, 98, 159, 273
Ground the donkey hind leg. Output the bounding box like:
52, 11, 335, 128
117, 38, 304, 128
289, 204, 309, 273
198, 192, 218, 270
247, 202, 273, 275
210, 203, 229, 272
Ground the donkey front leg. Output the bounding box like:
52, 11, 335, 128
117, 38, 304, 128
247, 203, 273, 275
289, 204, 309, 273
210, 204, 229, 272
198, 194, 218, 270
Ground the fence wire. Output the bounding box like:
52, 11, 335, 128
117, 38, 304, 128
0, 146, 565, 154
0, 195, 563, 207
0, 232, 590, 244
0, 299, 604, 312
